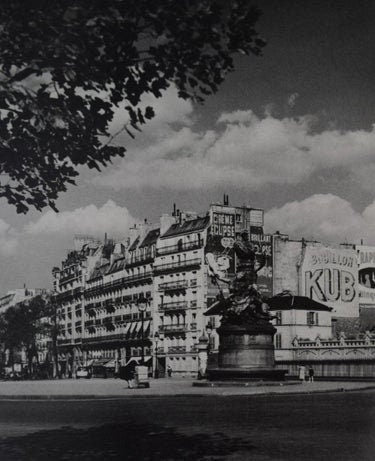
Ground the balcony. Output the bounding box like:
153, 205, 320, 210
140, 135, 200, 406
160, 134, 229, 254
57, 339, 73, 346
56, 289, 73, 302
168, 346, 187, 353
158, 280, 188, 291
85, 271, 153, 298
59, 271, 81, 285
159, 324, 188, 334
126, 254, 154, 268
159, 301, 189, 312
156, 241, 202, 256
154, 258, 201, 274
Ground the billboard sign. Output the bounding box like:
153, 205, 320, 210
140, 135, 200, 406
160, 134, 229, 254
357, 246, 375, 306
301, 246, 359, 317
249, 209, 264, 227
207, 206, 236, 275
250, 233, 273, 297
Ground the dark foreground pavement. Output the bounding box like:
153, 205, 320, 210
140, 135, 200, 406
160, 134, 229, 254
0, 390, 374, 460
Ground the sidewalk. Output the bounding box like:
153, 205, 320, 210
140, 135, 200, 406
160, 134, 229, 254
0, 378, 375, 399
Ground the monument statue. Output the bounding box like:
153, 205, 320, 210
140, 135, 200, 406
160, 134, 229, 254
206, 230, 274, 325
204, 230, 285, 382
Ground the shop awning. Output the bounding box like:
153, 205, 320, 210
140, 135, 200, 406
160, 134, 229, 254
143, 320, 151, 334
104, 359, 117, 368
92, 359, 110, 367
130, 322, 139, 336
125, 356, 152, 367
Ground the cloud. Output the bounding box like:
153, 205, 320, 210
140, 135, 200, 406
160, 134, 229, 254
287, 92, 299, 108
265, 194, 375, 244
105, 86, 194, 148
25, 200, 136, 238
92, 108, 375, 192
0, 219, 18, 256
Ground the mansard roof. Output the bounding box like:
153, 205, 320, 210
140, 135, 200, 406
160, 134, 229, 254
107, 256, 127, 274
161, 215, 209, 239
139, 228, 160, 248
128, 235, 140, 252
88, 262, 109, 282
268, 295, 333, 311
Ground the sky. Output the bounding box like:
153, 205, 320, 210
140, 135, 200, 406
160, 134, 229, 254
1, 0, 375, 294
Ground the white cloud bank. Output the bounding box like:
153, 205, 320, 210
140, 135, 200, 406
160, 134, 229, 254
265, 194, 375, 245
25, 200, 135, 238
92, 108, 375, 192
0, 219, 18, 256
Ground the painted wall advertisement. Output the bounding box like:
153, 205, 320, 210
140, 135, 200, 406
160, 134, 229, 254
357, 245, 375, 307
250, 233, 273, 298
206, 206, 236, 276
300, 246, 359, 317
206, 205, 272, 297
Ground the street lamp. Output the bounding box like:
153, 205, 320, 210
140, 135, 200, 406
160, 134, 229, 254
206, 321, 213, 354
153, 331, 164, 379
154, 331, 159, 378
137, 296, 149, 364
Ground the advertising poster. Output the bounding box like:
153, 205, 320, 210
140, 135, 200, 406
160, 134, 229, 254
206, 206, 236, 276
300, 246, 359, 317
250, 233, 273, 298
357, 245, 375, 306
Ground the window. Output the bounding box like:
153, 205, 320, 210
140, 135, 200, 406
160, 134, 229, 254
307, 312, 315, 325
275, 311, 282, 325
315, 313, 319, 325
275, 333, 282, 349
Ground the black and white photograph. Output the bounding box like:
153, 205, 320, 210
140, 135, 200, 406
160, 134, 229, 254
0, 1, 375, 459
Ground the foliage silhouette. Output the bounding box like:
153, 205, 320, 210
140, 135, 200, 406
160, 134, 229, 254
0, 0, 265, 213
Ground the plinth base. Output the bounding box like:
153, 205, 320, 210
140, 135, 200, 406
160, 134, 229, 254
193, 378, 297, 387
207, 367, 287, 381
208, 321, 287, 382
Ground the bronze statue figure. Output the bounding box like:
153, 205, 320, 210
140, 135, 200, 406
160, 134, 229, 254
205, 230, 274, 325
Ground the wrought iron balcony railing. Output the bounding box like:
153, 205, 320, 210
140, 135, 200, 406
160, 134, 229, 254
156, 241, 202, 256
158, 280, 188, 291
158, 301, 189, 312
154, 258, 201, 274
159, 324, 188, 334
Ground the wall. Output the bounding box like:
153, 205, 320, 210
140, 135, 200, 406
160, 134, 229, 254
276, 334, 375, 379
273, 308, 332, 361
272, 236, 304, 295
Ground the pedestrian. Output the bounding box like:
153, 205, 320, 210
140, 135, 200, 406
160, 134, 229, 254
308, 366, 314, 383
120, 361, 136, 388
298, 365, 306, 384
167, 365, 172, 378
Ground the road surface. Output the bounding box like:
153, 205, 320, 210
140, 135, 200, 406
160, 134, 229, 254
0, 391, 374, 460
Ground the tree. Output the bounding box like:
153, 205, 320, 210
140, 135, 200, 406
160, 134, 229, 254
0, 295, 51, 377
0, 0, 265, 213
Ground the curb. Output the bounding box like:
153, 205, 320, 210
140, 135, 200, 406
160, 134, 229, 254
0, 385, 375, 401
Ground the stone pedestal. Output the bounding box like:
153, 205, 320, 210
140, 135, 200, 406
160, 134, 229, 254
207, 322, 287, 381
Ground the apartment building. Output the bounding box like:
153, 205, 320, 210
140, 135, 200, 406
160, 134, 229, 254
83, 225, 158, 372
53, 238, 103, 375
153, 213, 210, 376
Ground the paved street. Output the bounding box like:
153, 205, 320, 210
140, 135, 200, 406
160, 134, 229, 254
0, 382, 374, 460
0, 377, 375, 398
